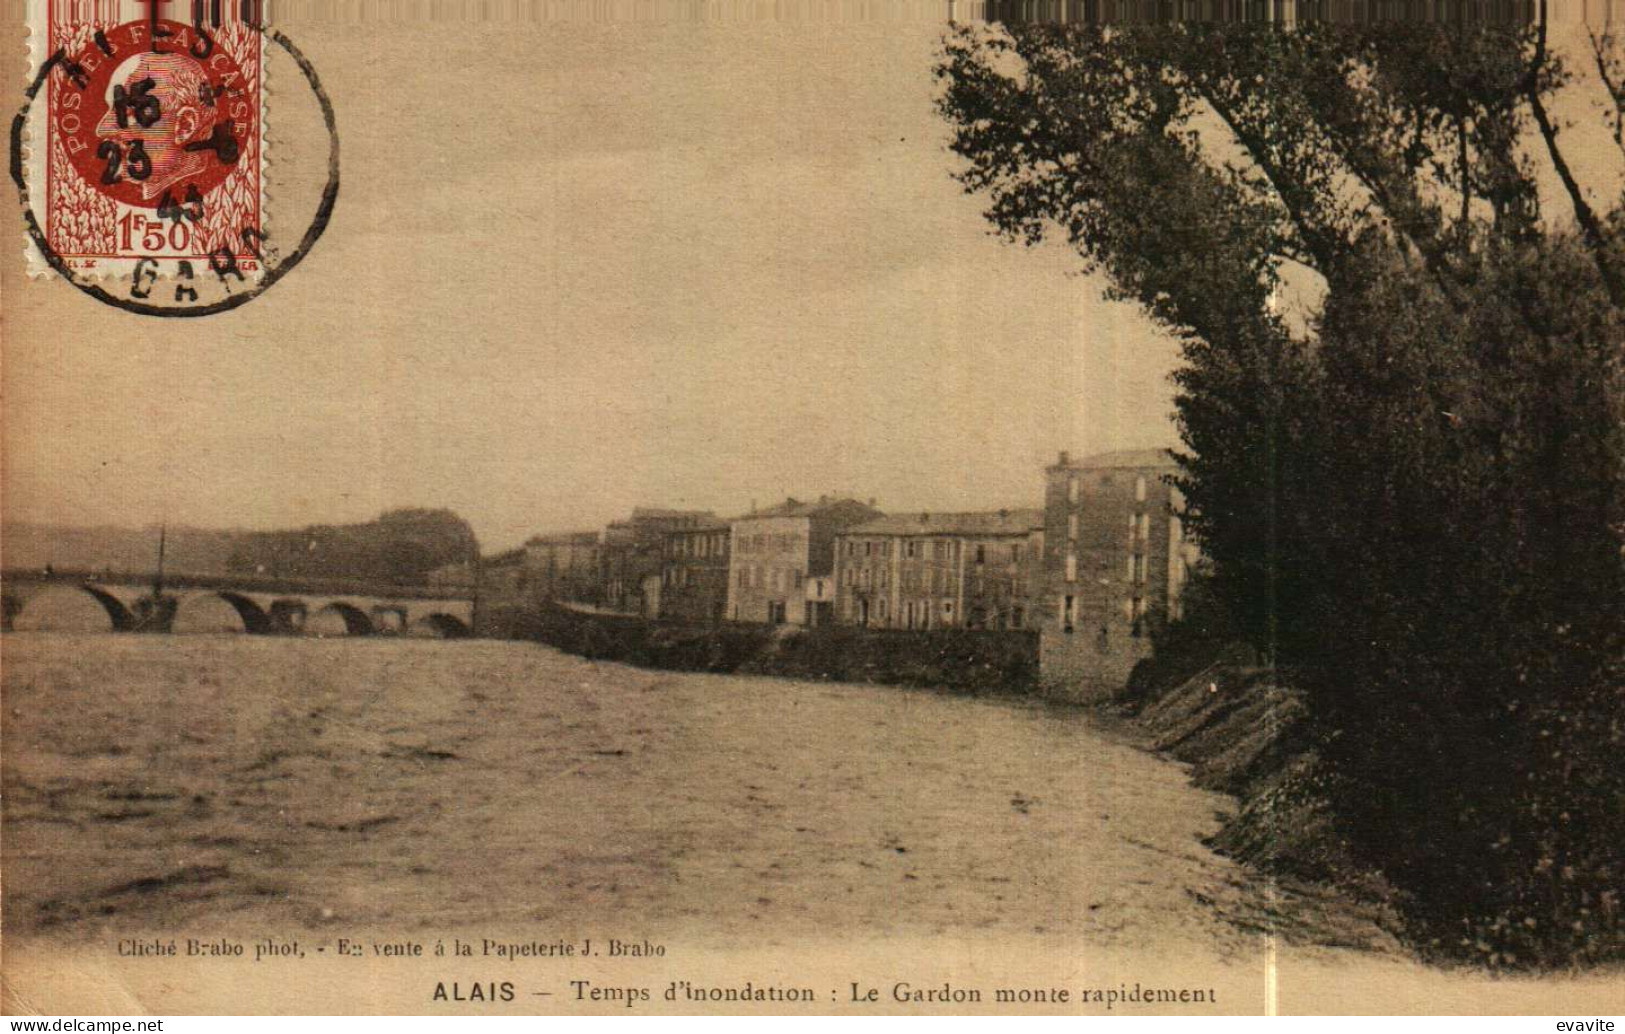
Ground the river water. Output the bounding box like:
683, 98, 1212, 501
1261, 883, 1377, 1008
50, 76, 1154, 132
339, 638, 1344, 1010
10, 634, 1611, 1014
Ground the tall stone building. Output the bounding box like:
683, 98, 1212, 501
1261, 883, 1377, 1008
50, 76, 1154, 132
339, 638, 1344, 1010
1039, 448, 1194, 697
727, 497, 883, 625
659, 517, 731, 624
601, 508, 717, 617
832, 509, 1045, 630
523, 531, 602, 606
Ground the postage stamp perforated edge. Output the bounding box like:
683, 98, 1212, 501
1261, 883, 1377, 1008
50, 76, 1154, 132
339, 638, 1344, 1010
19, 0, 268, 282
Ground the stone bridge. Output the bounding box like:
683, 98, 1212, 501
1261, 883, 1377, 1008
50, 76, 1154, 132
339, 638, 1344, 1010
0, 570, 477, 638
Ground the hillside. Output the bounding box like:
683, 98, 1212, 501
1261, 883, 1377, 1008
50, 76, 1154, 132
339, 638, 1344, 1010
1, 523, 238, 578
3, 509, 479, 587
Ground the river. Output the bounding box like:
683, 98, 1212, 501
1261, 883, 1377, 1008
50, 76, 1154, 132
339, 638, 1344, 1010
4, 634, 1615, 1013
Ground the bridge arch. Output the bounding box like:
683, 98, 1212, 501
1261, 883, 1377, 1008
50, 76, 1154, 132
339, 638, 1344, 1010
408, 613, 471, 639
172, 592, 270, 634
2, 590, 26, 630
370, 606, 409, 635
306, 602, 373, 637
268, 599, 307, 635
12, 585, 134, 632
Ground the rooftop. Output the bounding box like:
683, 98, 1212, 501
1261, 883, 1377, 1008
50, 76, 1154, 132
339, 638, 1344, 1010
1052, 448, 1179, 470
525, 530, 600, 546
847, 508, 1045, 537
736, 496, 882, 521
665, 516, 730, 532
630, 507, 717, 521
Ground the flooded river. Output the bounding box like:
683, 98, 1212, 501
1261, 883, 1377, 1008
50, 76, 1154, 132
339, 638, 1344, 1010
3, 633, 1257, 945
7, 634, 1612, 1013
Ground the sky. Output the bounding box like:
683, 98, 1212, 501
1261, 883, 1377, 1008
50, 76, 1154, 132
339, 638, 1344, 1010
2, 15, 1187, 552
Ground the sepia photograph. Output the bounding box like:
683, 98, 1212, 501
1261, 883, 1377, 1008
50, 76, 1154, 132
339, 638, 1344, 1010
1, 0, 1622, 1018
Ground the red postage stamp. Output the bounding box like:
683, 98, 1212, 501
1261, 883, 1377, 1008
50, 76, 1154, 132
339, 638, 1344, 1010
25, 0, 265, 282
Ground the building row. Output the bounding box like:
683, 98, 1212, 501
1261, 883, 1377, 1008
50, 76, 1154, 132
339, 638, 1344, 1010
444, 448, 1196, 687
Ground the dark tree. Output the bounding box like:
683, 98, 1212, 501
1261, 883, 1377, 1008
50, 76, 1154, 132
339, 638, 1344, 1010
938, 11, 1624, 965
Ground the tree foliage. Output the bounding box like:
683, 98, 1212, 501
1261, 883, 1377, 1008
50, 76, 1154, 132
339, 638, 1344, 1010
937, 13, 1625, 965
227, 508, 480, 586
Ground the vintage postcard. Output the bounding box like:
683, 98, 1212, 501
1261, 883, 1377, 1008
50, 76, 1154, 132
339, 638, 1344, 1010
2, 0, 1623, 1019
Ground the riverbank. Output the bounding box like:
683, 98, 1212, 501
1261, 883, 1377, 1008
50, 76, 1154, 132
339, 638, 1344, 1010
511, 602, 1041, 697
1112, 654, 1409, 952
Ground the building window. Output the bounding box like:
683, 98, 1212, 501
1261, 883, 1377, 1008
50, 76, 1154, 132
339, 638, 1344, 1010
1011, 544, 1022, 563
1011, 606, 1025, 629
1068, 514, 1078, 542
974, 545, 985, 564
1063, 595, 1075, 633
1065, 551, 1077, 582
1067, 476, 1079, 504
1139, 513, 1151, 541
1136, 475, 1147, 503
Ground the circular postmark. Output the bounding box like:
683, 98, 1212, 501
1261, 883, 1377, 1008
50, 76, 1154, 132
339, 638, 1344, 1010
9, 20, 339, 317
